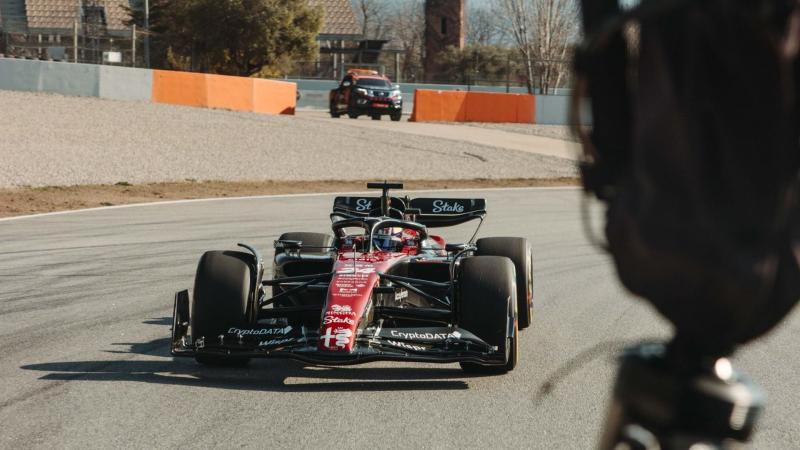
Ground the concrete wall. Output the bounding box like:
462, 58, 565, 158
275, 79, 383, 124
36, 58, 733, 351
0, 58, 296, 114
535, 95, 570, 125
0, 58, 100, 96
98, 65, 152, 102
0, 58, 147, 99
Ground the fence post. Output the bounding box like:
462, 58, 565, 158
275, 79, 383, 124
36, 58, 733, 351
144, 0, 150, 68
72, 20, 78, 63
131, 25, 136, 67
393, 53, 400, 83
506, 55, 511, 93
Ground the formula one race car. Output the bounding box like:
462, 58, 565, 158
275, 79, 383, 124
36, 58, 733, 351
329, 69, 403, 121
171, 182, 534, 374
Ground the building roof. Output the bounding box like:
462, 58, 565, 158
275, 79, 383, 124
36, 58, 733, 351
308, 0, 361, 39
23, 0, 130, 32
8, 0, 361, 38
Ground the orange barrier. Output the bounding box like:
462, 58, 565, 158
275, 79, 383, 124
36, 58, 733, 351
205, 74, 253, 112
410, 89, 535, 124
151, 70, 295, 115
152, 70, 207, 108
410, 90, 468, 122
253, 79, 296, 115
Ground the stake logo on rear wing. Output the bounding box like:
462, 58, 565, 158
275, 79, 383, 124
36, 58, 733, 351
332, 196, 486, 228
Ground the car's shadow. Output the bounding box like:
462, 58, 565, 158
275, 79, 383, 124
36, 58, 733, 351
20, 317, 471, 392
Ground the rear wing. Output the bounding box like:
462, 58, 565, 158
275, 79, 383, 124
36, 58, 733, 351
332, 196, 486, 228
409, 198, 486, 227
332, 196, 407, 218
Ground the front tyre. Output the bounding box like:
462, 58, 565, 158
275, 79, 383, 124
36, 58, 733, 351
458, 256, 518, 374
371, 114, 382, 120
477, 237, 534, 329
390, 112, 402, 122
192, 250, 253, 366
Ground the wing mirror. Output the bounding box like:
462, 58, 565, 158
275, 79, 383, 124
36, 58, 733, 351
274, 239, 302, 253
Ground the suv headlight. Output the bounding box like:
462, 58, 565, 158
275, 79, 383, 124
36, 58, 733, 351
355, 88, 368, 96
391, 90, 402, 99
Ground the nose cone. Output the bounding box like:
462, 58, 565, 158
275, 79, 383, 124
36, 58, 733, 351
319, 302, 360, 351
318, 260, 378, 352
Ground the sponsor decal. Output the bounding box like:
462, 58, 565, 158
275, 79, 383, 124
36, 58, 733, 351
258, 338, 294, 347
337, 267, 376, 275
395, 289, 408, 301
330, 304, 355, 315
323, 315, 356, 325
389, 330, 462, 341
321, 327, 353, 349
432, 200, 465, 213
355, 198, 373, 211
227, 326, 292, 336
387, 340, 427, 352
338, 287, 358, 294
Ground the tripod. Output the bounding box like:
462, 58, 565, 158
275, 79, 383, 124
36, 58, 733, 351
598, 339, 764, 450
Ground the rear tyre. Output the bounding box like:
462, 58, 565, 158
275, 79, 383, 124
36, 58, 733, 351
371, 114, 381, 120
330, 110, 340, 118
458, 256, 518, 374
390, 112, 402, 122
348, 112, 359, 119
477, 237, 534, 330
192, 251, 253, 366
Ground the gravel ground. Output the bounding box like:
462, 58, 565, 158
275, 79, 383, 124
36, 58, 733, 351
462, 123, 579, 142
0, 91, 576, 187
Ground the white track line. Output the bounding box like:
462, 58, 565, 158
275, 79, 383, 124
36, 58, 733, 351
0, 185, 579, 223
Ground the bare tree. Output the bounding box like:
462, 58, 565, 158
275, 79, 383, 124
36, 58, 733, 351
356, 0, 388, 39
380, 0, 425, 81
495, 0, 578, 94
467, 6, 506, 46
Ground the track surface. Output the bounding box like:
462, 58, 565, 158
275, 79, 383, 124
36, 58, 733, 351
0, 189, 797, 449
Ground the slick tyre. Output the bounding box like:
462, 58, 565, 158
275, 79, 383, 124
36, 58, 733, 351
458, 256, 518, 374
192, 250, 253, 367
477, 237, 534, 329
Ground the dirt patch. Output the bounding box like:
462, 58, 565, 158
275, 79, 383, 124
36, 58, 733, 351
0, 178, 579, 218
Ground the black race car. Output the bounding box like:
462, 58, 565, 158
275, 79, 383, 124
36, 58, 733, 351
329, 70, 403, 121
171, 182, 534, 373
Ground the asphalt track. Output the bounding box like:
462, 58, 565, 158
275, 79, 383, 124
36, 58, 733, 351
0, 188, 797, 449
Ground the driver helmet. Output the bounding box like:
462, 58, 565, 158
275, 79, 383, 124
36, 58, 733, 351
373, 227, 404, 252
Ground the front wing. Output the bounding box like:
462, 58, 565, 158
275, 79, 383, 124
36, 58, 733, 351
171, 291, 506, 366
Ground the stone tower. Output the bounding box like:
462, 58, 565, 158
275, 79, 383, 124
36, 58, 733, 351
424, 0, 465, 82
